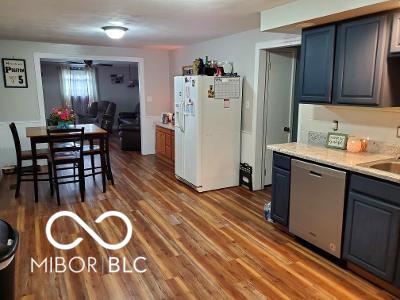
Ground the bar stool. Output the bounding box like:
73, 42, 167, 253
9, 122, 53, 198
47, 128, 85, 205
83, 115, 115, 192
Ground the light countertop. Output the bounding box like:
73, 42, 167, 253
155, 122, 175, 131
267, 143, 400, 184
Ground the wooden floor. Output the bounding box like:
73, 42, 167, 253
0, 136, 396, 300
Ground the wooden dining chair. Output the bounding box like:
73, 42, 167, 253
9, 122, 53, 199
82, 114, 114, 190
47, 127, 85, 205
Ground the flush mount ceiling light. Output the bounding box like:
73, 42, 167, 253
102, 26, 128, 39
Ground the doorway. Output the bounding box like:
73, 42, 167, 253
33, 53, 146, 154
262, 47, 298, 186
40, 59, 140, 131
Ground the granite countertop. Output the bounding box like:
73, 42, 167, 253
156, 122, 175, 131
267, 142, 400, 184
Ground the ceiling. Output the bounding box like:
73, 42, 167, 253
0, 0, 295, 49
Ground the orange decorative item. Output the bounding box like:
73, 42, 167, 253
361, 138, 369, 152
347, 137, 363, 153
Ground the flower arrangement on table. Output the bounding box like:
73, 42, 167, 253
49, 107, 76, 128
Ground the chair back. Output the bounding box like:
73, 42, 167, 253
9, 122, 22, 163
47, 128, 84, 162
105, 102, 116, 117
101, 114, 114, 133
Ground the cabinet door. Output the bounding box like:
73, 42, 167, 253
343, 190, 400, 282
298, 25, 336, 103
156, 130, 166, 155
333, 15, 387, 105
271, 166, 291, 226
172, 135, 175, 162
390, 12, 400, 53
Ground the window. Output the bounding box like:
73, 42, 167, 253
59, 65, 98, 107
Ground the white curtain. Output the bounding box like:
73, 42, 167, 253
59, 65, 98, 107
59, 65, 72, 107
86, 67, 98, 105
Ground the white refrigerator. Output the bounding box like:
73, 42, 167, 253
174, 75, 242, 192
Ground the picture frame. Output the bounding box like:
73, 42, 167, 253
326, 132, 348, 150
2, 58, 28, 88
110, 73, 124, 84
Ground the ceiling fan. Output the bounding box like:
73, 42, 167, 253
65, 60, 113, 67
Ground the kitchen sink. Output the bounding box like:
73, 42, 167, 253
360, 159, 400, 175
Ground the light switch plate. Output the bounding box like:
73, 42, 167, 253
397, 126, 400, 138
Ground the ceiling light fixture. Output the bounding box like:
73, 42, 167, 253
102, 26, 128, 39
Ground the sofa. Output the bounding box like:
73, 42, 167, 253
118, 104, 141, 151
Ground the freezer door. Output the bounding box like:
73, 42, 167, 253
174, 76, 184, 178
199, 76, 242, 191
182, 76, 201, 187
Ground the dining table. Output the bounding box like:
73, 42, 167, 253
25, 123, 108, 203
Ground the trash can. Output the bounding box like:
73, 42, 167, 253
0, 220, 19, 300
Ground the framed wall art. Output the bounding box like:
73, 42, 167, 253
2, 58, 28, 88
326, 132, 348, 150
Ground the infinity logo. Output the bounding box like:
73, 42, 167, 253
46, 211, 133, 250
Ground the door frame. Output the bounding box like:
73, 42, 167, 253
262, 48, 297, 186
33, 52, 146, 154
251, 36, 301, 190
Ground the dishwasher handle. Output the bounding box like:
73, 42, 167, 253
309, 171, 322, 178
292, 159, 347, 181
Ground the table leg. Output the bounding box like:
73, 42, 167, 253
31, 139, 39, 203
100, 136, 107, 193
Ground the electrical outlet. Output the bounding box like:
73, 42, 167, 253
397, 126, 400, 138
332, 120, 339, 132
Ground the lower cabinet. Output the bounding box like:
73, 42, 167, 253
343, 174, 400, 285
271, 153, 291, 227
155, 125, 175, 162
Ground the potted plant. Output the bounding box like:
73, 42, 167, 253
49, 107, 76, 129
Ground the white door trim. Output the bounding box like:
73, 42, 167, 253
33, 53, 147, 155
251, 36, 301, 190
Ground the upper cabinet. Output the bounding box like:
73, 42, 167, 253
298, 25, 336, 103
298, 11, 400, 107
390, 12, 400, 53
333, 15, 387, 105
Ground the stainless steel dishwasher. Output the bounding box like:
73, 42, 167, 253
289, 159, 347, 258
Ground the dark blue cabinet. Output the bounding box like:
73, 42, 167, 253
298, 13, 400, 107
271, 153, 291, 226
343, 174, 400, 284
298, 25, 336, 103
333, 15, 388, 105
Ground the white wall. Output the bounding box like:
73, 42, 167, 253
41, 62, 63, 117
0, 40, 171, 168
298, 104, 400, 144
96, 63, 140, 126
169, 28, 297, 164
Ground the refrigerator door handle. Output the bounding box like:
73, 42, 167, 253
181, 101, 185, 132
175, 103, 181, 130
